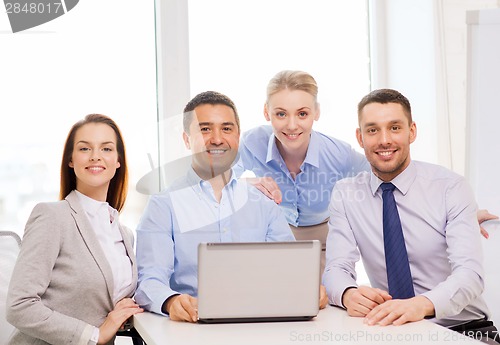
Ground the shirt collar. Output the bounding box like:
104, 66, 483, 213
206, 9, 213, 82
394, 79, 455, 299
369, 160, 417, 196
266, 134, 281, 164
74, 190, 116, 218
303, 131, 320, 168
186, 166, 238, 192
265, 130, 320, 168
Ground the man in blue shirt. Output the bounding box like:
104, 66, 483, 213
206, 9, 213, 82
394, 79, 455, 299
134, 91, 297, 323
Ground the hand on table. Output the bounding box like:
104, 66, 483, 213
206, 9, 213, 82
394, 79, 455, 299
342, 286, 392, 317
364, 295, 434, 326
166, 294, 198, 323
319, 285, 328, 309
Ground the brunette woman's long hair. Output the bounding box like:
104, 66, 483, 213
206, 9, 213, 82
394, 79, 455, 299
59, 114, 128, 211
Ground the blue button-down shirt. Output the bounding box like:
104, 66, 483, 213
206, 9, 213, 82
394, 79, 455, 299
135, 167, 295, 315
239, 126, 369, 226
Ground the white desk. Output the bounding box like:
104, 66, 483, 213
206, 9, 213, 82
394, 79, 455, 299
133, 306, 481, 345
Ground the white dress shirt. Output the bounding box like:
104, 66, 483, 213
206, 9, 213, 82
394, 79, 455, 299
323, 160, 490, 327
76, 191, 133, 303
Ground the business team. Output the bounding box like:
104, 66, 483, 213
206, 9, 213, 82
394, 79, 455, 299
6, 72, 499, 344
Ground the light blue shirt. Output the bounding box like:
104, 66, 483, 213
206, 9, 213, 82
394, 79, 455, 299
135, 167, 295, 315
239, 126, 369, 226
323, 160, 490, 327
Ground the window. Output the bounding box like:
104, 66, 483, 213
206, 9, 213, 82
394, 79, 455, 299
1, 0, 370, 238
155, 0, 370, 187
0, 1, 157, 235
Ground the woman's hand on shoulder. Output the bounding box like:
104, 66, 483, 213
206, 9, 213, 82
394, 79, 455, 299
244, 177, 282, 204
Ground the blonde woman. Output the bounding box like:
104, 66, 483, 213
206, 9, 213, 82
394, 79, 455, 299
240, 70, 368, 272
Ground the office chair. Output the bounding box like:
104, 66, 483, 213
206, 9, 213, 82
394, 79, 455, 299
0, 230, 22, 344
116, 325, 145, 345
481, 225, 500, 326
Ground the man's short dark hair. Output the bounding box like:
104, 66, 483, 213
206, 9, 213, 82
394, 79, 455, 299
357, 88, 413, 125
183, 91, 240, 134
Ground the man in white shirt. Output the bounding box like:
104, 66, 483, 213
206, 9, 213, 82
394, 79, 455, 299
323, 88, 498, 343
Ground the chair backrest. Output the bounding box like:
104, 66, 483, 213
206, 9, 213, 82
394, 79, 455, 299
0, 231, 21, 345
481, 222, 500, 326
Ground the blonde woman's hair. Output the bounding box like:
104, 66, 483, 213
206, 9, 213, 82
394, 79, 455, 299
266, 70, 318, 104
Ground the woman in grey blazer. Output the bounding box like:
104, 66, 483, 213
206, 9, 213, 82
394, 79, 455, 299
6, 114, 143, 345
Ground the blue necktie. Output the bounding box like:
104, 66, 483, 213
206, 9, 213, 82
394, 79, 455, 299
381, 182, 415, 299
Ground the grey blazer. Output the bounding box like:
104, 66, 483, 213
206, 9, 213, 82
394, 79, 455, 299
6, 191, 138, 345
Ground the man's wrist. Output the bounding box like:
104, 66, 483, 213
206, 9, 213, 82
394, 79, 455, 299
162, 294, 180, 314
341, 287, 357, 308
415, 295, 436, 318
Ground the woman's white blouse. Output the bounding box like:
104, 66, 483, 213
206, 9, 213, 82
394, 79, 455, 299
75, 191, 133, 304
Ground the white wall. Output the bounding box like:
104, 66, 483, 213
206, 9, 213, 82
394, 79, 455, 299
466, 8, 500, 210
370, 0, 500, 171
438, 0, 500, 174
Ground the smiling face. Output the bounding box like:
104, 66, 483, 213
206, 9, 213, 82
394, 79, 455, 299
69, 123, 121, 201
356, 102, 416, 182
183, 103, 240, 180
264, 88, 320, 157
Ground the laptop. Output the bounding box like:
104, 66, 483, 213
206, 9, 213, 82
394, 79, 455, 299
197, 240, 321, 323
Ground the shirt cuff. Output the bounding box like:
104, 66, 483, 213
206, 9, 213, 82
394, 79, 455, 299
88, 327, 99, 345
